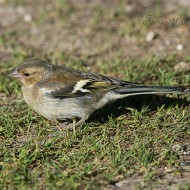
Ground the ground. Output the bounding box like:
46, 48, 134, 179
0, 0, 190, 189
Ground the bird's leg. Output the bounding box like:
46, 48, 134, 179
52, 117, 87, 135
75, 117, 87, 127
57, 118, 77, 131
49, 117, 87, 137
72, 118, 76, 136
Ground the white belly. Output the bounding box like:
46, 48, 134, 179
22, 86, 125, 121
22, 86, 88, 121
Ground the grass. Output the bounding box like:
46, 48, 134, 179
1, 55, 190, 189
1, 1, 190, 189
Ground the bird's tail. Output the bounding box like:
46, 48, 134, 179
116, 85, 189, 96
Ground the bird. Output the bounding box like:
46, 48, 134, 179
8, 59, 189, 126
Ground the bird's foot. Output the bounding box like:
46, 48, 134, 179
50, 120, 76, 134
48, 118, 85, 137
50, 121, 70, 133
48, 122, 70, 137
58, 121, 71, 129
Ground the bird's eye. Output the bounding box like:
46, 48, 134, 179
24, 73, 30, 77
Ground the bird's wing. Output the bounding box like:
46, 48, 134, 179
37, 67, 139, 99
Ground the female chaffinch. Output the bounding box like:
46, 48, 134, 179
8, 59, 189, 126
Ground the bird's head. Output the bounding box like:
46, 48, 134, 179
8, 59, 53, 87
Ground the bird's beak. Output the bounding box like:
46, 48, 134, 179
7, 70, 20, 78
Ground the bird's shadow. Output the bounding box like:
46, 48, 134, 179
88, 94, 190, 124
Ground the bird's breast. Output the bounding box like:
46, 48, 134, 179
21, 85, 89, 120
22, 86, 39, 106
